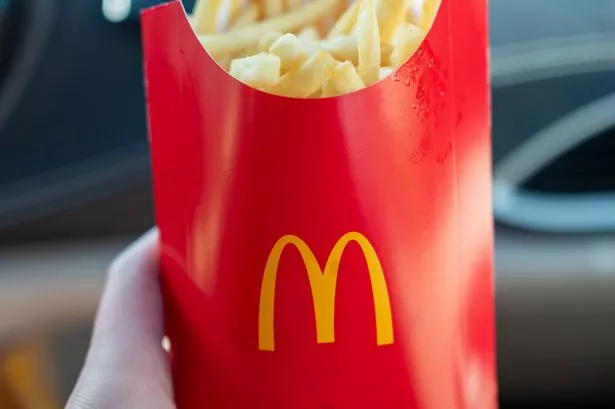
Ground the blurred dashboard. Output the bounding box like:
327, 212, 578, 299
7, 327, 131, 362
0, 0, 614, 405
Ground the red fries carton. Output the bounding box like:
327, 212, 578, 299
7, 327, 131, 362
142, 0, 496, 407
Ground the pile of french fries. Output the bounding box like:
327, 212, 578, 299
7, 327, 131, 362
191, 0, 440, 97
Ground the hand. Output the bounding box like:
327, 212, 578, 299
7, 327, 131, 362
66, 229, 176, 409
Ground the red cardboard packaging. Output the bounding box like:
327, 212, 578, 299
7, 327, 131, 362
142, 0, 496, 407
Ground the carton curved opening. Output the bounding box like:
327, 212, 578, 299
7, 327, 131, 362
142, 0, 444, 101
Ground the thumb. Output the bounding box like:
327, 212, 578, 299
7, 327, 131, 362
67, 229, 175, 409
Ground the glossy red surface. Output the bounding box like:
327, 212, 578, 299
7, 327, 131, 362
142, 0, 496, 407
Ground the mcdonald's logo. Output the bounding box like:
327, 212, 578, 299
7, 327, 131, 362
258, 232, 394, 351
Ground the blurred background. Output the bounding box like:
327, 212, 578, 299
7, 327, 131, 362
0, 0, 614, 407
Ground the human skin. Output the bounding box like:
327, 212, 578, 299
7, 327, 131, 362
66, 229, 176, 409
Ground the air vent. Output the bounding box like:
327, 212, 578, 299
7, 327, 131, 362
493, 92, 615, 233
523, 128, 615, 193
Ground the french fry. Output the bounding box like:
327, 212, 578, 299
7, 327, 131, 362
380, 43, 393, 66
230, 53, 281, 88
321, 35, 357, 63
414, 0, 439, 28
236, 45, 261, 58
217, 54, 233, 70
300, 41, 322, 57
286, 0, 305, 11
226, 0, 244, 26
331, 60, 365, 93
356, 0, 380, 85
269, 33, 307, 71
407, 0, 423, 25
298, 26, 321, 41
271, 50, 335, 97
322, 78, 340, 97
199, 0, 343, 57
379, 66, 394, 80
327, 0, 361, 39
264, 0, 285, 18
193, 0, 223, 34
309, 88, 324, 98
322, 35, 394, 67
332, 0, 349, 27
232, 4, 260, 29
390, 23, 424, 67
218, 0, 244, 30
317, 15, 334, 38
297, 27, 322, 56
322, 62, 364, 97
258, 31, 284, 52
376, 0, 407, 43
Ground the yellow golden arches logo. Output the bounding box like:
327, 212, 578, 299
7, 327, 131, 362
258, 231, 394, 351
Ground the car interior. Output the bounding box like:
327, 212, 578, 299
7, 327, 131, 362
0, 0, 614, 407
